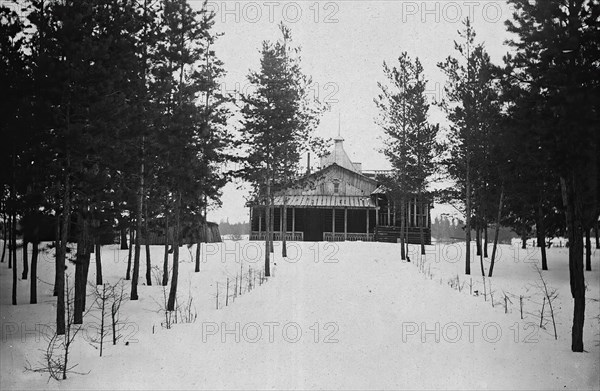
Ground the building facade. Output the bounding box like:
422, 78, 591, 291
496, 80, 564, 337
249, 136, 431, 243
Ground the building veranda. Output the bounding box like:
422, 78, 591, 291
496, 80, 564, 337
249, 136, 432, 244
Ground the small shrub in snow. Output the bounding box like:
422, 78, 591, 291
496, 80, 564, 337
26, 277, 90, 380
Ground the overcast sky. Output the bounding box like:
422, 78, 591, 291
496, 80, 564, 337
195, 0, 516, 223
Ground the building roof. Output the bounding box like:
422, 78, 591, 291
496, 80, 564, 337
271, 195, 376, 208
320, 136, 362, 174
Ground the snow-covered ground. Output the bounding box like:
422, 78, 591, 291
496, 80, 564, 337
1, 239, 599, 390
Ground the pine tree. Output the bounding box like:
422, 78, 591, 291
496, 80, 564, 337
240, 23, 323, 271
438, 19, 501, 275
504, 0, 600, 352
375, 53, 439, 257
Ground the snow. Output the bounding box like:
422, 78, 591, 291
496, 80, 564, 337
1, 239, 599, 390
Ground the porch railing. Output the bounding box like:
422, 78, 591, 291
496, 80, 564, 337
250, 231, 304, 241
323, 232, 374, 242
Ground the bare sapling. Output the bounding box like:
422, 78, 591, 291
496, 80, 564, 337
540, 297, 546, 328
520, 295, 523, 319
534, 265, 558, 340
248, 266, 252, 291
239, 260, 243, 295
88, 283, 110, 356
154, 285, 173, 329
234, 275, 238, 300
176, 283, 197, 323
26, 277, 91, 380
482, 275, 487, 301
110, 281, 127, 345
502, 291, 512, 314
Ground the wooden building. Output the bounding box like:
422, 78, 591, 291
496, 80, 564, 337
249, 136, 431, 243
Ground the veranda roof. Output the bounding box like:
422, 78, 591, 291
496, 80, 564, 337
269, 195, 376, 209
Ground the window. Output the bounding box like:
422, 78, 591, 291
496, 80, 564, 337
333, 181, 340, 193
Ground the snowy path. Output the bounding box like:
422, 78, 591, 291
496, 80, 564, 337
1, 241, 599, 389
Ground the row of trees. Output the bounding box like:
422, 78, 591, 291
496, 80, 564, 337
239, 23, 326, 276
375, 53, 439, 260
431, 216, 518, 244
0, 0, 231, 335
376, 1, 599, 352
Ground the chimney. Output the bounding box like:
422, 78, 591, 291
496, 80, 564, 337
306, 153, 311, 175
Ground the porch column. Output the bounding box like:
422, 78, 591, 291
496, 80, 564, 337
366, 208, 370, 235
414, 197, 417, 227
375, 200, 379, 226
280, 206, 283, 234
393, 205, 396, 227
425, 202, 429, 228
332, 208, 336, 241
292, 207, 296, 239
258, 211, 262, 238
387, 204, 391, 226
344, 208, 348, 241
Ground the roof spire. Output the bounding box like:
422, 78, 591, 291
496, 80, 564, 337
335, 112, 343, 141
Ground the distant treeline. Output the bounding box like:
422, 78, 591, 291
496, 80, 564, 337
219, 221, 250, 236
431, 216, 518, 244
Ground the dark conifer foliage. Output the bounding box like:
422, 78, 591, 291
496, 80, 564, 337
239, 23, 325, 273
0, 0, 232, 322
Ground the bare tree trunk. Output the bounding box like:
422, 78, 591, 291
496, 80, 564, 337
74, 209, 91, 324
521, 234, 527, 249
195, 238, 201, 273
465, 164, 471, 275
144, 202, 151, 286
265, 185, 271, 277
537, 200, 548, 271
282, 195, 288, 258
595, 220, 599, 249
167, 193, 181, 311
131, 142, 144, 300
8, 213, 12, 269
53, 212, 60, 296
475, 227, 481, 256
57, 168, 70, 335
126, 222, 134, 280
585, 229, 592, 271
269, 194, 275, 254
1, 204, 6, 263
120, 223, 128, 250
11, 211, 17, 305
561, 175, 585, 352
483, 223, 488, 258
418, 192, 425, 255
488, 186, 503, 278
162, 212, 169, 285
95, 242, 103, 285
400, 198, 406, 261
30, 240, 38, 304
22, 240, 28, 280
